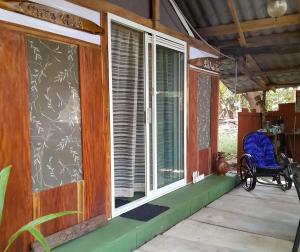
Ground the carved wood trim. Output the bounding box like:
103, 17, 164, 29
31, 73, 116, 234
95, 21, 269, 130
0, 1, 104, 35
189, 58, 220, 73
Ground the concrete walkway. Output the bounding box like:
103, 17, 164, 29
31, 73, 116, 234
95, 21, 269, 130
135, 184, 300, 252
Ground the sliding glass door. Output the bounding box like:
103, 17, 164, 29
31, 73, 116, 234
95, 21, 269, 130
111, 22, 146, 209
156, 45, 184, 188
109, 14, 186, 216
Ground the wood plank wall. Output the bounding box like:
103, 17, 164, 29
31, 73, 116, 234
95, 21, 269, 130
265, 103, 300, 162
0, 12, 220, 251
0, 25, 109, 250
210, 75, 220, 173
238, 104, 300, 165
0, 27, 33, 252
187, 69, 199, 181
80, 45, 107, 220
187, 67, 219, 182
237, 111, 262, 164
100, 13, 112, 218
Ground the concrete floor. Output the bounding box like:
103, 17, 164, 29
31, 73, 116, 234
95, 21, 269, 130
135, 184, 300, 252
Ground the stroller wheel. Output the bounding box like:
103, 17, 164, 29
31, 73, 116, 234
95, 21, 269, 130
239, 155, 256, 191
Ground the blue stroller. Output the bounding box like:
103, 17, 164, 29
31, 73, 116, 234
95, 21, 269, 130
239, 131, 292, 191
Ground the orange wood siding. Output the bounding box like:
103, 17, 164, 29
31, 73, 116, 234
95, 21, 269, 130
0, 28, 33, 252
100, 13, 112, 219
80, 46, 107, 219
210, 75, 219, 173
187, 67, 219, 182
39, 183, 78, 236
0, 26, 109, 249
198, 148, 212, 175
237, 111, 262, 163
265, 103, 300, 162
187, 69, 199, 181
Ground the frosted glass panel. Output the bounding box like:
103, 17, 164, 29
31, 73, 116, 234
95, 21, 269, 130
197, 74, 211, 150
156, 45, 184, 188
27, 36, 82, 192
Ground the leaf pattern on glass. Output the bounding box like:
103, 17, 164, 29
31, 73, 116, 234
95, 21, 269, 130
27, 36, 82, 192
197, 74, 212, 150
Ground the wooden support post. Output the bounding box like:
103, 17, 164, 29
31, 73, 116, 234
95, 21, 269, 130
152, 0, 160, 29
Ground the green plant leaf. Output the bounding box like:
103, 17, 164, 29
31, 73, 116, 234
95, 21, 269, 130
0, 165, 11, 224
28, 227, 50, 252
4, 211, 78, 252
22, 211, 79, 228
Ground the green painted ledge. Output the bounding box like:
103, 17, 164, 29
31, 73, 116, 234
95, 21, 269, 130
53, 174, 238, 252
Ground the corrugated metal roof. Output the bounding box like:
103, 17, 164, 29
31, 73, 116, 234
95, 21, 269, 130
254, 53, 300, 70
176, 0, 300, 93
222, 76, 261, 93
269, 73, 300, 85
176, 0, 299, 39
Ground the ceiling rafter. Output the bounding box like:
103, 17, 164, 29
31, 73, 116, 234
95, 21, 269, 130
215, 31, 300, 48
197, 14, 299, 37
267, 83, 300, 89
227, 0, 246, 46
226, 0, 267, 89
222, 43, 300, 56
221, 66, 300, 78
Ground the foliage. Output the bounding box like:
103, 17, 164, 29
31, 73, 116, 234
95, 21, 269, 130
0, 165, 11, 224
218, 127, 237, 156
219, 82, 236, 119
0, 165, 78, 252
266, 88, 295, 111
4, 211, 78, 252
218, 83, 295, 157
219, 82, 249, 119
219, 82, 296, 118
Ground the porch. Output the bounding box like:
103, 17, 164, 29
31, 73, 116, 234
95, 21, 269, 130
136, 184, 299, 252
52, 174, 237, 252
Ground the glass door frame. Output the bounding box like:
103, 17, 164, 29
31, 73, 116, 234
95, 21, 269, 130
108, 13, 187, 218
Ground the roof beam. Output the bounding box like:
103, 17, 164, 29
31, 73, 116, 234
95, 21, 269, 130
227, 0, 246, 46
255, 66, 300, 76
226, 0, 267, 89
221, 43, 300, 56
215, 31, 300, 48
69, 0, 217, 54
244, 55, 267, 89
222, 66, 300, 78
197, 14, 299, 37
267, 83, 300, 89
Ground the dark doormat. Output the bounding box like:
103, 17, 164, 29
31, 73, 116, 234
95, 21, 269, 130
120, 203, 169, 221
115, 198, 130, 208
